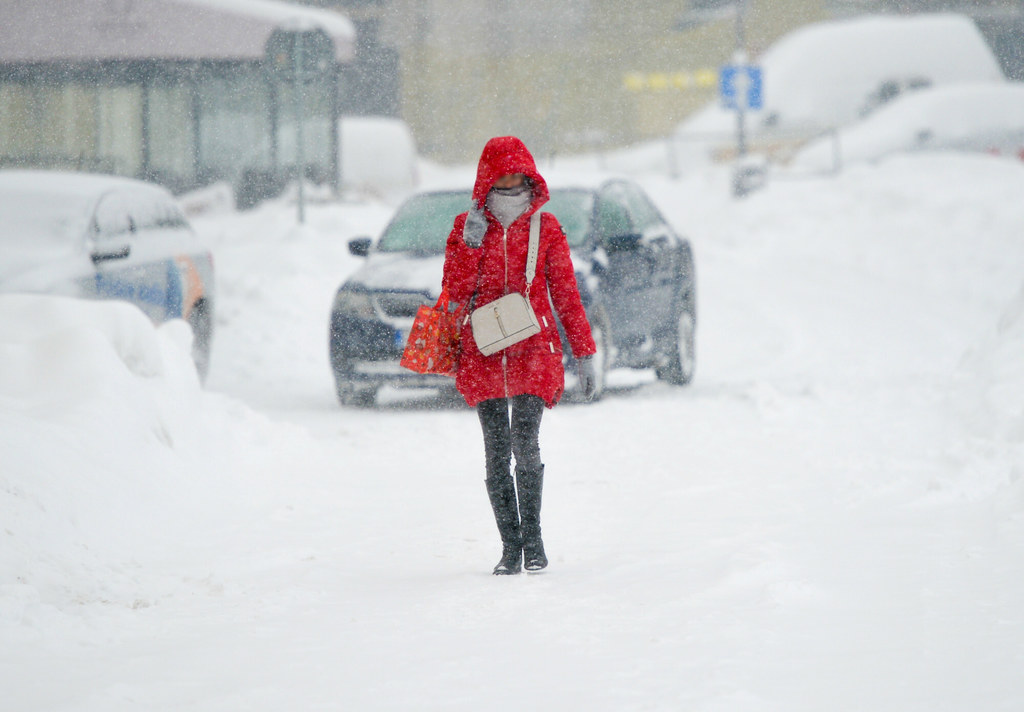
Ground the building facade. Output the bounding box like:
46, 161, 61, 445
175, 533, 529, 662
5, 1, 1017, 176
0, 0, 355, 197
309, 0, 1022, 163
307, 0, 829, 163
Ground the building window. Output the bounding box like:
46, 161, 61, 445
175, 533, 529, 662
196, 69, 274, 181
146, 83, 195, 183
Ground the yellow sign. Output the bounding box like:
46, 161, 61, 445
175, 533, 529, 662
623, 70, 719, 92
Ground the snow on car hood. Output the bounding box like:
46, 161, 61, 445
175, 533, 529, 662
345, 251, 446, 296
343, 247, 593, 297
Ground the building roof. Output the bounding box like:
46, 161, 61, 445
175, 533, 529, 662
0, 0, 356, 65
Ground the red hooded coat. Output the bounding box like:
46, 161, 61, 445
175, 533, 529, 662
443, 136, 596, 407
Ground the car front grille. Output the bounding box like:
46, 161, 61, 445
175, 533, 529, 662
375, 291, 431, 318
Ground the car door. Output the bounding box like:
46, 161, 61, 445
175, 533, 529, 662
91, 190, 169, 322
620, 181, 680, 330
593, 183, 651, 346
138, 197, 209, 322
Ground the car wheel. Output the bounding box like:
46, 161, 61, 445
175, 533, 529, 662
187, 299, 212, 383
655, 295, 696, 386
335, 377, 378, 408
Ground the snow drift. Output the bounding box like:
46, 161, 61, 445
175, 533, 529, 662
950, 280, 1024, 493
0, 295, 315, 617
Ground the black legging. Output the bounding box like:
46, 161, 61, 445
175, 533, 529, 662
477, 395, 544, 479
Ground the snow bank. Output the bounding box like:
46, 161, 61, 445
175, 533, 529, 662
645, 151, 1024, 505
794, 82, 1024, 170
178, 180, 236, 217
0, 295, 315, 618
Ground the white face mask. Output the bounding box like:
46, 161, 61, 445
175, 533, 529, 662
486, 185, 533, 228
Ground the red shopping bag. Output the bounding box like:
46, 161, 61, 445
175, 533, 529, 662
400, 289, 460, 376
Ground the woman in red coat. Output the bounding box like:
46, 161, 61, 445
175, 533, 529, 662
443, 136, 597, 574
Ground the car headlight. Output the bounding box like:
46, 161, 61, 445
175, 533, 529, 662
333, 289, 377, 319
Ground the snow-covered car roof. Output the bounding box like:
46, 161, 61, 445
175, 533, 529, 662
340, 117, 419, 203
793, 82, 1024, 170
0, 169, 176, 201
0, 171, 189, 282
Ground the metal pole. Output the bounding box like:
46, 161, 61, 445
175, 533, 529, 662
294, 30, 306, 224
735, 3, 747, 159
731, 2, 749, 198
329, 62, 340, 197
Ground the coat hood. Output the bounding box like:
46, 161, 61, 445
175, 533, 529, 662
471, 136, 549, 212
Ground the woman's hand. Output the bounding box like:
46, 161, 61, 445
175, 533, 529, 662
577, 356, 597, 401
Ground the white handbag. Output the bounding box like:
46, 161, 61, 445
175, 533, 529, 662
470, 212, 543, 357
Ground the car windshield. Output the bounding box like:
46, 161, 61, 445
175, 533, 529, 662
376, 189, 594, 254
377, 191, 470, 254
545, 189, 592, 248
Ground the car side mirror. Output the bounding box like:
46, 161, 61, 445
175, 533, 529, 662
605, 232, 643, 253
348, 237, 372, 257
590, 246, 609, 276
90, 244, 131, 264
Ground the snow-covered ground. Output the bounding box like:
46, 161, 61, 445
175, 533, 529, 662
3, 152, 1024, 711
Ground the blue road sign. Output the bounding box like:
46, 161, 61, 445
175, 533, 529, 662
720, 65, 763, 111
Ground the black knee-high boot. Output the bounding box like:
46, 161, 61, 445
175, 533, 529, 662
516, 464, 548, 571
485, 473, 522, 575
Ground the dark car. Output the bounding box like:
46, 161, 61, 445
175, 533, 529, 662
329, 174, 696, 406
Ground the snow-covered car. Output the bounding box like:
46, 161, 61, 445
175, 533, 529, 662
677, 13, 1006, 162
339, 116, 419, 204
328, 175, 697, 406
792, 82, 1024, 171
0, 170, 216, 379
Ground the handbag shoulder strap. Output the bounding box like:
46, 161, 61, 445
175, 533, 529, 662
525, 211, 541, 295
